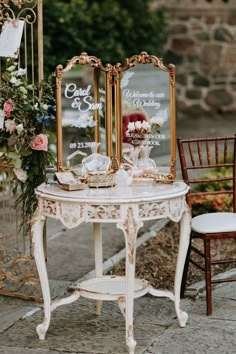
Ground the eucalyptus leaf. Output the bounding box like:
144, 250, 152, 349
8, 135, 18, 146
14, 158, 22, 169
8, 151, 21, 161
2, 72, 10, 81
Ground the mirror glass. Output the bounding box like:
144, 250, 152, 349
58, 62, 106, 170
120, 62, 173, 177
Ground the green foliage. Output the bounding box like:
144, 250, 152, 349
16, 150, 54, 227
0, 59, 56, 228
43, 0, 167, 74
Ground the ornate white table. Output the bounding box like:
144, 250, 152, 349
32, 180, 191, 354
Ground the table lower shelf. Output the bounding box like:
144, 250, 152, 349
76, 275, 150, 301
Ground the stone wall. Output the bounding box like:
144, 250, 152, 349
151, 0, 236, 120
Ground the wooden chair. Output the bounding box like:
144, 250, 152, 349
177, 136, 236, 315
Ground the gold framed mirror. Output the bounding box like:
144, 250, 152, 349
56, 52, 113, 171
114, 52, 176, 181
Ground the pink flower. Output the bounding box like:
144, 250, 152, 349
30, 134, 48, 152
5, 119, 16, 133
3, 99, 13, 117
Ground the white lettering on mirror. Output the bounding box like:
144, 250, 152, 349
65, 83, 91, 98
132, 98, 161, 109
126, 132, 166, 141
64, 83, 103, 113
123, 89, 164, 99
69, 141, 96, 150
123, 89, 164, 109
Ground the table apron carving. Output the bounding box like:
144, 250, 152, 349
38, 195, 187, 228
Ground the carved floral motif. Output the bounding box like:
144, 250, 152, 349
38, 194, 187, 227
117, 207, 142, 264
87, 204, 121, 221
40, 199, 57, 217
58, 202, 84, 229
139, 196, 186, 222
169, 197, 186, 221
39, 200, 85, 228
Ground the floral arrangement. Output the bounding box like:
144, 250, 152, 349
125, 110, 168, 146
74, 115, 96, 129
126, 120, 151, 145
149, 108, 168, 134
0, 58, 56, 227
74, 115, 97, 141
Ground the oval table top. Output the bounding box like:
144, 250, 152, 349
36, 180, 189, 205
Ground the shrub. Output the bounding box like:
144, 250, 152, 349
191, 164, 233, 216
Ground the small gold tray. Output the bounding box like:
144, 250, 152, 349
59, 182, 87, 191
55, 171, 87, 191
87, 172, 116, 188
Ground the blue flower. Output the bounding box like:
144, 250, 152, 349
47, 105, 56, 115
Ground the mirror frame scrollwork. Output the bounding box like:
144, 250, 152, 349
56, 52, 113, 171
114, 51, 176, 181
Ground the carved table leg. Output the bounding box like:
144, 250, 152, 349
174, 204, 191, 327
94, 222, 103, 315
118, 207, 143, 354
31, 212, 51, 340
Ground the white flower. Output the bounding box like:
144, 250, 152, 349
16, 68, 27, 76
88, 119, 96, 127
150, 109, 168, 127
34, 103, 39, 110
5, 119, 16, 133
135, 121, 142, 130
79, 121, 87, 128
155, 116, 166, 126
71, 115, 96, 129
42, 104, 48, 110
13, 168, 28, 183
82, 116, 96, 128
16, 123, 24, 134
127, 122, 135, 131
142, 121, 151, 130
